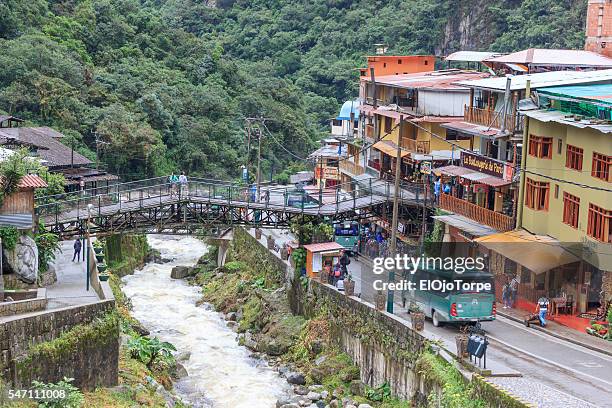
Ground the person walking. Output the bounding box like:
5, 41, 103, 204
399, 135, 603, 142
339, 249, 351, 277
502, 277, 511, 309
178, 171, 188, 196
433, 177, 441, 204
169, 173, 179, 197
524, 296, 550, 328
72, 238, 82, 262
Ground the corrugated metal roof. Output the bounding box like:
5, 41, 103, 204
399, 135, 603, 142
484, 48, 612, 67
522, 109, 612, 134
0, 214, 33, 228
432, 214, 498, 236
456, 69, 612, 91
434, 165, 512, 187
364, 70, 491, 90
537, 84, 612, 105
445, 51, 504, 62
337, 100, 360, 120
440, 121, 500, 137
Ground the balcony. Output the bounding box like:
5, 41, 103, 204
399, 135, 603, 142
464, 106, 516, 133
339, 160, 365, 176
365, 124, 375, 139
400, 138, 430, 154
439, 193, 514, 232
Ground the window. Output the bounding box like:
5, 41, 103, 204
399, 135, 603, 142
424, 60, 429, 65
384, 116, 393, 132
398, 59, 402, 64
525, 178, 550, 211
554, 184, 559, 199
562, 193, 580, 229
331, 119, 342, 127
592, 152, 611, 182
528, 135, 553, 159
565, 145, 583, 171
557, 139, 563, 154
445, 129, 471, 141
587, 204, 611, 243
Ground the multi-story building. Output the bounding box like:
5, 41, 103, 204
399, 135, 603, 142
330, 100, 359, 140
510, 84, 611, 317
585, 0, 612, 58
358, 55, 435, 78
435, 70, 612, 244
482, 48, 612, 74
355, 70, 491, 183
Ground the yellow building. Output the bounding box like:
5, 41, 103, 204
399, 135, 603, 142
517, 84, 612, 315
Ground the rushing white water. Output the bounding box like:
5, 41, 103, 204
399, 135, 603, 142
122, 235, 289, 408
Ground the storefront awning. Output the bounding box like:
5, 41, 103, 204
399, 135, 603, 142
432, 214, 498, 237
372, 141, 410, 158
434, 165, 512, 187
475, 230, 580, 274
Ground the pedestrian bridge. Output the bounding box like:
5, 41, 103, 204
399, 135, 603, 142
35, 176, 429, 237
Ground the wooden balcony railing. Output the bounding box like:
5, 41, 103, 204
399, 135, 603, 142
464, 106, 516, 133
339, 160, 365, 176
400, 138, 430, 153
439, 193, 514, 232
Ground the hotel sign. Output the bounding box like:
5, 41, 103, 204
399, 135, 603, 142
461, 151, 506, 179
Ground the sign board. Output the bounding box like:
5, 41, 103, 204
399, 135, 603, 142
316, 167, 340, 180
461, 151, 504, 178
421, 161, 432, 174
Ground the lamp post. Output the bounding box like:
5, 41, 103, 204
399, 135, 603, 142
86, 203, 93, 291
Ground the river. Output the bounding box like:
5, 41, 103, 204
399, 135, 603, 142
121, 235, 289, 408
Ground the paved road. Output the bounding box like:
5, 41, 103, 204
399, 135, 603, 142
350, 256, 612, 407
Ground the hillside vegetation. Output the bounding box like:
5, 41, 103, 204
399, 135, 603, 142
0, 0, 586, 179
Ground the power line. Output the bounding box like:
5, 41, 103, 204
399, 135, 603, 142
346, 114, 612, 192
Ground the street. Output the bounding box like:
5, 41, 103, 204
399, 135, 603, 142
263, 228, 612, 407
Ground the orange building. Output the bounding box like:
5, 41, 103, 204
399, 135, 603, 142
585, 0, 612, 57
359, 55, 435, 77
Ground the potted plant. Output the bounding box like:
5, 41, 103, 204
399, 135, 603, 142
95, 252, 105, 263
455, 325, 469, 359
375, 290, 386, 311
97, 263, 107, 273
344, 274, 355, 297
93, 240, 104, 255
98, 273, 110, 282
408, 302, 425, 331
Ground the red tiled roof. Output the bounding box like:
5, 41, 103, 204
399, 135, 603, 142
303, 242, 346, 253
18, 174, 48, 189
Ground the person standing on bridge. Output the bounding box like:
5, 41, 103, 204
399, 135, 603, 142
169, 173, 179, 198
72, 238, 82, 262
179, 171, 188, 197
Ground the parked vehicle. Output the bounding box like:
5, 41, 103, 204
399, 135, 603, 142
406, 267, 496, 327
333, 221, 360, 252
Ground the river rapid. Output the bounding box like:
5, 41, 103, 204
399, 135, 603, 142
121, 235, 289, 408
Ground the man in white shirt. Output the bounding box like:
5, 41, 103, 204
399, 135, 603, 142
178, 171, 188, 196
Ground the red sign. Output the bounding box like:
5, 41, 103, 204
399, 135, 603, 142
461, 151, 504, 178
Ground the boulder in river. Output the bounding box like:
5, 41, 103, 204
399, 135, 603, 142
170, 265, 194, 279
172, 362, 188, 379
176, 351, 191, 362
286, 372, 306, 385
130, 321, 150, 336
293, 385, 308, 395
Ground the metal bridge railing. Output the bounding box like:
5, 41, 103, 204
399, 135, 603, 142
35, 176, 428, 225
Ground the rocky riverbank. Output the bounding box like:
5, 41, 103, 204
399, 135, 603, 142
189, 240, 408, 408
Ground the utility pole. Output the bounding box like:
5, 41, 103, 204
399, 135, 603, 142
318, 154, 324, 203
387, 115, 404, 314
255, 127, 262, 201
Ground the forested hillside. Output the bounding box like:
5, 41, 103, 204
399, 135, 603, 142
0, 0, 586, 180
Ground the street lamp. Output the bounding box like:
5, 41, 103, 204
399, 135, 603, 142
86, 203, 93, 291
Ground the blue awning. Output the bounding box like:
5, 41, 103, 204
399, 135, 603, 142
337, 100, 360, 121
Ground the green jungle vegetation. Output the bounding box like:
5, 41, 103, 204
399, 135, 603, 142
0, 0, 586, 180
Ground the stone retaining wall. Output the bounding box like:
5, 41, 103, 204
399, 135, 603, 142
0, 300, 118, 390
0, 289, 47, 317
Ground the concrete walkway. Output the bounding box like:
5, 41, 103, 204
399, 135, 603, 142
46, 240, 99, 309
